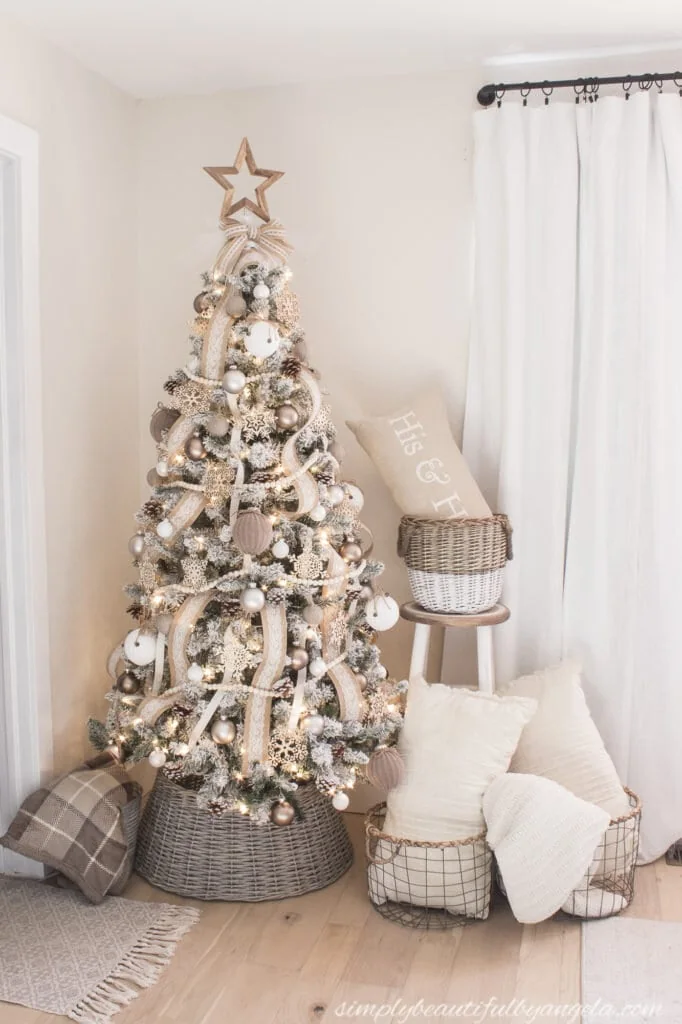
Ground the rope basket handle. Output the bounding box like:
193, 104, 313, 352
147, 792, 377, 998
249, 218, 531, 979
365, 826, 404, 865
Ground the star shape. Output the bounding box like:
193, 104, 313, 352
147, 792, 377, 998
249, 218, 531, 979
204, 138, 284, 225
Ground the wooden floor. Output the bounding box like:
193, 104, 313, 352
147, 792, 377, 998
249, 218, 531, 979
4, 816, 682, 1024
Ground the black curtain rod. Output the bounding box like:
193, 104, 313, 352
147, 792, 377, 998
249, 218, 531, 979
477, 71, 682, 107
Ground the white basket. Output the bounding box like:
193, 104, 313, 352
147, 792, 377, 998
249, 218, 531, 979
406, 567, 504, 614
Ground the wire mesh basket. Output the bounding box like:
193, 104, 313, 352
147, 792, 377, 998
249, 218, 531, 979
365, 803, 493, 929
397, 514, 512, 614
562, 788, 641, 919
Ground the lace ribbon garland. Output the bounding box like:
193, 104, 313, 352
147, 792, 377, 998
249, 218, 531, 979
200, 288, 235, 381
322, 548, 365, 721
168, 591, 215, 686
242, 602, 288, 773
164, 415, 197, 462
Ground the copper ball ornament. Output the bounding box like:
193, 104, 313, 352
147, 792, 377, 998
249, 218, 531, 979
232, 508, 273, 555
271, 800, 295, 826
193, 292, 213, 314
207, 413, 230, 437
116, 671, 140, 695
340, 539, 363, 563
210, 717, 236, 745
223, 367, 247, 394
226, 289, 247, 317
366, 746, 405, 792
288, 647, 309, 671
302, 604, 324, 626
186, 434, 207, 460
275, 404, 299, 430
150, 404, 180, 442
128, 533, 146, 558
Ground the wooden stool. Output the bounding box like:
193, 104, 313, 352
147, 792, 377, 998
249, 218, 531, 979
400, 601, 510, 694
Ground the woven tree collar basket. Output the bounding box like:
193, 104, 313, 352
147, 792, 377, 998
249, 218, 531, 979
398, 514, 512, 614
135, 773, 353, 901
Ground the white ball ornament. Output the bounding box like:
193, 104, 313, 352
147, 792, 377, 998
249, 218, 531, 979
156, 459, 169, 477
156, 519, 173, 539
124, 628, 157, 666
332, 791, 350, 811
309, 657, 327, 679
309, 504, 327, 522
272, 538, 290, 559
244, 320, 280, 359
149, 749, 167, 768
187, 661, 204, 683
223, 367, 247, 394
365, 594, 400, 632
345, 484, 364, 511
240, 584, 266, 614
301, 713, 325, 737
327, 484, 345, 507
253, 282, 270, 299
175, 742, 190, 757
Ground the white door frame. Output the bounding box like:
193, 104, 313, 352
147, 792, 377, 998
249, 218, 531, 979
0, 113, 52, 876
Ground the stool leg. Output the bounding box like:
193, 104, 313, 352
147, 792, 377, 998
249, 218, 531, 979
476, 626, 495, 694
409, 624, 431, 682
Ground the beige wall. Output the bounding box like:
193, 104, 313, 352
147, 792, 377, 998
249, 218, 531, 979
0, 17, 139, 773
136, 70, 484, 696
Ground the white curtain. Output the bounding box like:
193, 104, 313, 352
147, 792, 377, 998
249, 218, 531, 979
464, 91, 682, 862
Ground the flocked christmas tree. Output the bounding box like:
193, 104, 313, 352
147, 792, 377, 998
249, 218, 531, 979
90, 139, 404, 825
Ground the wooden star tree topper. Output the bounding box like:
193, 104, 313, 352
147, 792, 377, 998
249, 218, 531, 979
204, 138, 284, 226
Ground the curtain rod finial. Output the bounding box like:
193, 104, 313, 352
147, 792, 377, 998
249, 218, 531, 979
477, 84, 497, 107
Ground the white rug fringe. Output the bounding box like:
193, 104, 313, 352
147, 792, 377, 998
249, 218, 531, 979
68, 906, 200, 1024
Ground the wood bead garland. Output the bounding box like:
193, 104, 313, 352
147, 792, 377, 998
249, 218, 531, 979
232, 508, 273, 555
366, 746, 405, 791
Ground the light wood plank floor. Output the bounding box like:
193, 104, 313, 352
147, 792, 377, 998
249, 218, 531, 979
3, 815, 681, 1024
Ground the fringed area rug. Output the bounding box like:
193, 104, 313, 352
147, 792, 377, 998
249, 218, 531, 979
582, 916, 682, 1023
0, 876, 200, 1024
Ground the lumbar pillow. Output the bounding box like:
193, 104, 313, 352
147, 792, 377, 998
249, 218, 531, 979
368, 677, 536, 916
484, 773, 610, 924
502, 661, 630, 819
347, 387, 491, 519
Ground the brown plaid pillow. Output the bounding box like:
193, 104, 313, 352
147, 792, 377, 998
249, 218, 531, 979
0, 767, 141, 904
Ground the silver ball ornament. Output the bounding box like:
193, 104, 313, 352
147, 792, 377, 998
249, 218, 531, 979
128, 533, 146, 558
340, 539, 363, 563
272, 538, 290, 559
309, 657, 327, 679
116, 671, 140, 695
288, 647, 309, 671
223, 367, 246, 394
186, 435, 207, 460
240, 584, 265, 614
332, 791, 350, 811
211, 717, 236, 745
207, 414, 230, 437
275, 404, 299, 430
271, 800, 295, 826
149, 749, 167, 768
253, 282, 271, 299
157, 519, 173, 540
303, 604, 324, 626
301, 713, 324, 737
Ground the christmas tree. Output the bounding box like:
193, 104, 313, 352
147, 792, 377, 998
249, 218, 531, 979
90, 139, 404, 825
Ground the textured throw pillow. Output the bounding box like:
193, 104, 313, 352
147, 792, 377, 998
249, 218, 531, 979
484, 773, 610, 924
502, 661, 630, 819
347, 387, 491, 518
368, 677, 536, 916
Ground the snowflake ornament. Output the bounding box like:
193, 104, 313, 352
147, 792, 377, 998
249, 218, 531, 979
242, 407, 276, 442
267, 726, 308, 770
204, 462, 233, 507
293, 535, 323, 581
182, 555, 208, 591
138, 554, 157, 595
222, 628, 255, 681
327, 612, 348, 653
173, 381, 213, 416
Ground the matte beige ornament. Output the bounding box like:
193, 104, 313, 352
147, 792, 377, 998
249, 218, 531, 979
146, 468, 163, 487
116, 671, 140, 695
211, 716, 237, 745
233, 508, 273, 555
275, 403, 299, 430
302, 603, 324, 626
270, 800, 295, 826
225, 288, 247, 317
366, 746, 405, 792
186, 434, 207, 461
150, 404, 181, 442
287, 647, 309, 671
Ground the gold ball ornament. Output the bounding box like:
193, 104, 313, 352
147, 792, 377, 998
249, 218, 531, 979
287, 647, 309, 671
340, 539, 363, 563
366, 746, 405, 792
207, 413, 230, 437
303, 604, 324, 626
186, 434, 207, 460
193, 292, 213, 314
210, 717, 237, 745
128, 533, 146, 558
275, 404, 299, 430
232, 508, 274, 555
150, 404, 180, 442
116, 671, 140, 695
270, 800, 295, 826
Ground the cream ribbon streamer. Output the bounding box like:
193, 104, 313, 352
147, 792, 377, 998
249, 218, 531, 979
281, 367, 322, 516
322, 548, 365, 721
136, 686, 186, 726
200, 289, 235, 382
242, 603, 288, 773
166, 490, 208, 544
213, 220, 293, 279
168, 591, 215, 686
164, 415, 196, 462
152, 632, 166, 694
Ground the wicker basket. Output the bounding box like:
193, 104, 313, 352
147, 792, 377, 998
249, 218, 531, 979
135, 773, 353, 901
365, 803, 492, 929
398, 514, 512, 614
562, 788, 641, 919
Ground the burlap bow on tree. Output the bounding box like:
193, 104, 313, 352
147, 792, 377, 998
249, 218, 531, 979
214, 219, 293, 278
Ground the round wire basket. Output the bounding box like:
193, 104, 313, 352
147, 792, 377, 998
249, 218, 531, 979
365, 803, 493, 930
397, 514, 512, 614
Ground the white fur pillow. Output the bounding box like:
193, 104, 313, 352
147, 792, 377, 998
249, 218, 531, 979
502, 661, 630, 819
369, 677, 536, 916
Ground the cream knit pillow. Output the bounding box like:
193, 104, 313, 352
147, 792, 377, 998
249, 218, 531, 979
503, 661, 630, 819
369, 677, 536, 916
